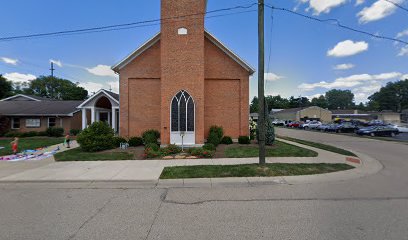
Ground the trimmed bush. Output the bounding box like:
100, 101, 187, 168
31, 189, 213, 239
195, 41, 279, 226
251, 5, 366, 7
46, 127, 64, 137
20, 131, 38, 138
221, 136, 233, 145
256, 117, 276, 145
70, 129, 81, 136
128, 136, 143, 147
207, 125, 224, 146
145, 143, 160, 152
144, 148, 162, 159
188, 148, 214, 158
142, 129, 160, 144
38, 131, 48, 136
162, 144, 182, 156
238, 136, 251, 144
4, 131, 21, 138
203, 143, 216, 151
113, 136, 127, 147
77, 122, 115, 152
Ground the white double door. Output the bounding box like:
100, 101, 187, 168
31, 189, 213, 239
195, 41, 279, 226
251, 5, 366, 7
170, 90, 195, 145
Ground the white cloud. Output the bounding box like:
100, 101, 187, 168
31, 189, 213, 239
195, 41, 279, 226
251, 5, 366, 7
107, 81, 119, 93
1, 57, 18, 65
298, 72, 402, 91
333, 63, 355, 70
264, 72, 285, 81
79, 82, 104, 94
50, 59, 62, 67
357, 0, 402, 24
307, 93, 324, 99
402, 74, 408, 80
86, 65, 117, 77
398, 46, 408, 56
353, 81, 383, 103
327, 40, 369, 57
355, 0, 365, 6
3, 72, 36, 83
396, 28, 408, 38
301, 0, 347, 15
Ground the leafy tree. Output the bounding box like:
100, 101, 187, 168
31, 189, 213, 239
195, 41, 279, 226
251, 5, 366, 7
310, 95, 328, 108
325, 89, 355, 110
288, 96, 310, 108
250, 96, 259, 113
265, 95, 290, 111
25, 76, 88, 100
368, 80, 408, 112
0, 75, 13, 99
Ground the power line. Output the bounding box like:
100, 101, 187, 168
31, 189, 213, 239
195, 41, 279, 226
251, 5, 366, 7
265, 4, 408, 45
0, 3, 257, 42
382, 0, 408, 13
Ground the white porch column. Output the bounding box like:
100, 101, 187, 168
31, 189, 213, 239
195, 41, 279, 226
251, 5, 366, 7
82, 108, 87, 130
112, 108, 117, 133
108, 111, 111, 126
91, 107, 96, 123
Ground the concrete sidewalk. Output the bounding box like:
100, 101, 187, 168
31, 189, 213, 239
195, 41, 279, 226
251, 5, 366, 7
0, 139, 382, 186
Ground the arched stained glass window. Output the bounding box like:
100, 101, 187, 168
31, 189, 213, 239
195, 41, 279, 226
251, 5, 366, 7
171, 90, 195, 132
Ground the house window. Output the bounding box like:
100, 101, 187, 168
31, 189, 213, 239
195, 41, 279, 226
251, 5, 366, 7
25, 118, 41, 128
48, 117, 57, 127
11, 118, 20, 129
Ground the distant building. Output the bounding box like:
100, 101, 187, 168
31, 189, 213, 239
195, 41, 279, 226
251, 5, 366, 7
332, 109, 401, 124
272, 106, 332, 123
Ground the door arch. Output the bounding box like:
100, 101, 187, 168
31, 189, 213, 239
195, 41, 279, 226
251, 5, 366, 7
170, 90, 195, 145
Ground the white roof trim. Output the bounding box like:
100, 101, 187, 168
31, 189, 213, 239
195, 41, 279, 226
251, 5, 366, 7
111, 30, 255, 75
77, 89, 119, 109
112, 33, 161, 72
0, 94, 41, 102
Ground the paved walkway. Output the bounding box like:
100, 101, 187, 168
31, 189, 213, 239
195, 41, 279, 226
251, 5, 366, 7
0, 139, 381, 186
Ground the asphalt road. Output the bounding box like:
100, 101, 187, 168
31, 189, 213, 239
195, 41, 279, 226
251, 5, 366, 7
1, 129, 407, 240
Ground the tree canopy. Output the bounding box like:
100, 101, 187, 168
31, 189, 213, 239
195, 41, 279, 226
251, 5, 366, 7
0, 75, 13, 99
368, 79, 408, 112
325, 89, 355, 110
25, 76, 88, 100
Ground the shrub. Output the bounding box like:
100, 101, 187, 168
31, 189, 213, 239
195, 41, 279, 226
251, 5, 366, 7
142, 129, 160, 144
249, 119, 257, 140
203, 143, 216, 151
46, 127, 64, 137
113, 136, 127, 148
128, 136, 143, 147
207, 125, 223, 146
144, 148, 162, 159
220, 136, 233, 145
256, 117, 276, 145
238, 136, 251, 144
70, 129, 81, 136
145, 143, 160, 152
20, 131, 38, 138
77, 122, 115, 152
162, 144, 182, 156
188, 148, 214, 158
38, 131, 47, 136
4, 131, 21, 138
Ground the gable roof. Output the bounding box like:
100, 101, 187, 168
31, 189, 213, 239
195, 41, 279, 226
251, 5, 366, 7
0, 94, 56, 102
0, 101, 82, 116
77, 89, 119, 109
112, 30, 255, 75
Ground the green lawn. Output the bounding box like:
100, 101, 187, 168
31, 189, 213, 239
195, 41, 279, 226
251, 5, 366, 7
54, 148, 134, 161
224, 140, 318, 158
0, 137, 64, 156
160, 163, 354, 179
278, 136, 357, 157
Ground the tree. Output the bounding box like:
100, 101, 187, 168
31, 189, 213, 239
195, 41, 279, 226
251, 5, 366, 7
288, 96, 310, 108
0, 75, 13, 99
368, 80, 408, 112
311, 95, 328, 108
250, 96, 259, 113
265, 95, 290, 111
25, 76, 88, 100
325, 89, 355, 110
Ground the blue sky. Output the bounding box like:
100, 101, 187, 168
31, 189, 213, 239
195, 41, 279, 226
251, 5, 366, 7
0, 0, 407, 103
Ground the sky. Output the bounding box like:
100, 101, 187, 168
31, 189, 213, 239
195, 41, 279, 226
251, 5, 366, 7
0, 0, 407, 103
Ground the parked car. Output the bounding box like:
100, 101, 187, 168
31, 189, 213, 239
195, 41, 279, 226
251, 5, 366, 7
356, 126, 399, 137
301, 121, 322, 129
287, 121, 302, 128
325, 123, 340, 132
390, 125, 408, 133
333, 123, 359, 133
284, 120, 293, 127
272, 119, 285, 126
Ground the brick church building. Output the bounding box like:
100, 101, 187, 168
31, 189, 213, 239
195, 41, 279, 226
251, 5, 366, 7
112, 0, 254, 145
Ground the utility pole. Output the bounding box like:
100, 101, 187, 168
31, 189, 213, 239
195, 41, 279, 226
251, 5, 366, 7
50, 62, 55, 77
258, 0, 266, 165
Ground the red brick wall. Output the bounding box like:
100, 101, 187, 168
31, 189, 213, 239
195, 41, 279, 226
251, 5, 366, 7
160, 0, 206, 144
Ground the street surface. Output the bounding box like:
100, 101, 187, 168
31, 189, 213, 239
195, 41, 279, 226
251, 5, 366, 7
1, 128, 407, 240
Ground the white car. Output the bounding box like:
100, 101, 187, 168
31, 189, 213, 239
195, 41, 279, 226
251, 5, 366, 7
301, 121, 322, 129
391, 125, 408, 133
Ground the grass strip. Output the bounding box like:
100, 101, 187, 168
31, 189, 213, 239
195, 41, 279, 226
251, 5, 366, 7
54, 148, 134, 161
0, 137, 64, 156
278, 136, 357, 157
224, 140, 318, 158
160, 163, 354, 179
